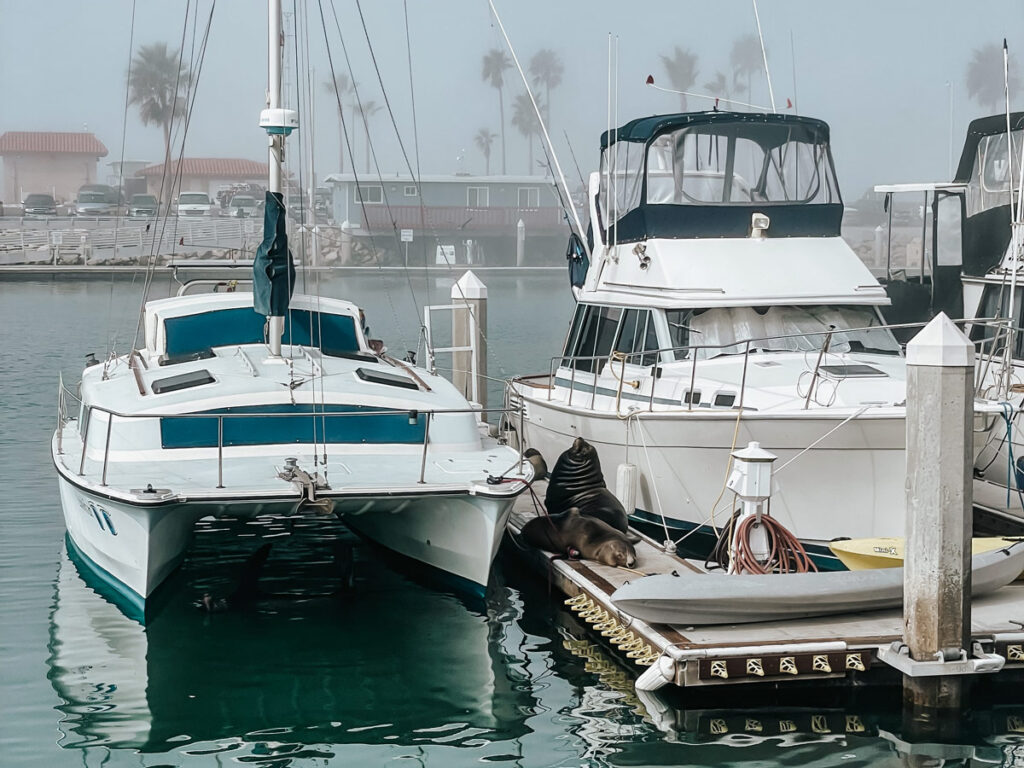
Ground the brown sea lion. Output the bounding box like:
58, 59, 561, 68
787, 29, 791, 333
523, 448, 548, 481
521, 508, 637, 568
545, 437, 633, 537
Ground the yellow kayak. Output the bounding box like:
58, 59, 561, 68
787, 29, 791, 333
829, 537, 1022, 573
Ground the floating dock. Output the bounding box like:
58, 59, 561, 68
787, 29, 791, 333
508, 487, 1024, 691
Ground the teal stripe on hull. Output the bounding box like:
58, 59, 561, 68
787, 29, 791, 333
64, 532, 147, 625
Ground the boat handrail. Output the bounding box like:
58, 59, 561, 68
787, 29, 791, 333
538, 316, 1013, 412
61, 396, 527, 490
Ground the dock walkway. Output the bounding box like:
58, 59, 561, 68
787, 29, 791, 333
508, 486, 1024, 690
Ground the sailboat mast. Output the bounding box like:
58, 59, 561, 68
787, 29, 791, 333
268, 0, 283, 196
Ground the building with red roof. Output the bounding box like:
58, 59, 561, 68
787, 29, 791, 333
0, 131, 109, 204
139, 158, 269, 201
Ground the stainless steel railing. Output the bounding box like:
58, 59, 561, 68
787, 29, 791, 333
530, 316, 1015, 414
56, 384, 526, 491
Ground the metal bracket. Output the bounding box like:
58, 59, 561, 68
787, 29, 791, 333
877, 641, 1005, 677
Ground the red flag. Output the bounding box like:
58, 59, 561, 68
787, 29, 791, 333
645, 74, 654, 85
179, 236, 184, 246
786, 98, 793, 109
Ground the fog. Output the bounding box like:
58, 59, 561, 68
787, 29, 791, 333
0, 0, 1021, 202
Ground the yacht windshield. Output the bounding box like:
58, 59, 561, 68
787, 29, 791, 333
179, 194, 209, 205
665, 305, 900, 360
646, 123, 840, 206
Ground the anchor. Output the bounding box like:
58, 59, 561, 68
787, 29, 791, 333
277, 457, 334, 515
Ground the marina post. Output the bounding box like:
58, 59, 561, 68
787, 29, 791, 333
902, 312, 974, 713
451, 270, 488, 409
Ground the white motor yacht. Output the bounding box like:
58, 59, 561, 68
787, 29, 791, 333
509, 110, 999, 567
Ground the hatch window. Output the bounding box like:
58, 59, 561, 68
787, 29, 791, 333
151, 369, 215, 394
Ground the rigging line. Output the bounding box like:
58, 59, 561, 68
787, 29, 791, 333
133, 0, 197, 349
318, 0, 408, 342
563, 129, 587, 196
401, 0, 429, 306
751, 0, 776, 112
105, 0, 138, 367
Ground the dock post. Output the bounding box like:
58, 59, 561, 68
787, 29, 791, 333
451, 271, 488, 409
516, 218, 526, 267
902, 312, 974, 719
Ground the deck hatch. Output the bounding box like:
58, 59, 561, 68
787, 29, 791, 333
355, 367, 418, 390
818, 364, 887, 378
151, 369, 215, 394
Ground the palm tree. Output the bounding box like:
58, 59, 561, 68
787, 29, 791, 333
128, 42, 190, 204
966, 43, 1021, 112
529, 48, 563, 123
511, 93, 544, 173
730, 34, 763, 107
659, 46, 698, 110
481, 49, 512, 174
474, 128, 498, 175
703, 71, 729, 106
323, 73, 356, 173
356, 100, 382, 174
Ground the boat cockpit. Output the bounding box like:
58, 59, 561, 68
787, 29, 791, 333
597, 112, 844, 244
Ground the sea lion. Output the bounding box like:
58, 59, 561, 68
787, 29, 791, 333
523, 448, 548, 481
545, 437, 632, 536
521, 508, 637, 568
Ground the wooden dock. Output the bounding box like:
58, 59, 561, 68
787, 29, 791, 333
508, 486, 1024, 690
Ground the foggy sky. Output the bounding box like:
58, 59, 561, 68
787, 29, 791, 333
0, 0, 1021, 201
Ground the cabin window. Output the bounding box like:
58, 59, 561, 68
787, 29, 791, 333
467, 187, 489, 207
566, 305, 622, 373
970, 285, 1024, 357
403, 185, 418, 197
518, 187, 539, 207
614, 308, 660, 366
966, 131, 1024, 216
598, 140, 645, 224
357, 184, 383, 204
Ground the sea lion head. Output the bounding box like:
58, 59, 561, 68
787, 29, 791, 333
592, 537, 637, 569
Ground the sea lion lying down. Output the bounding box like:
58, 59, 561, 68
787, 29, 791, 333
545, 437, 636, 541
521, 507, 637, 568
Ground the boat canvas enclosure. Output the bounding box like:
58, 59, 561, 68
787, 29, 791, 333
598, 111, 843, 243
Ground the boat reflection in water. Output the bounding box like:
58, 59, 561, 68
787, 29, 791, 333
47, 517, 1024, 765
47, 516, 535, 759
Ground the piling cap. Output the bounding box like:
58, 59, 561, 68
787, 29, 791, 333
731, 441, 777, 463
452, 270, 487, 300
906, 312, 974, 367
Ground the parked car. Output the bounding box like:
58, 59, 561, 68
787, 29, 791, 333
23, 193, 57, 217
226, 194, 258, 218
74, 190, 118, 217
176, 191, 214, 217
128, 194, 159, 217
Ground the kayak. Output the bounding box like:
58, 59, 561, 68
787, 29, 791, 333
610, 542, 1024, 626
829, 537, 1020, 571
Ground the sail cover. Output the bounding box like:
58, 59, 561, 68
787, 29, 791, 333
253, 190, 295, 317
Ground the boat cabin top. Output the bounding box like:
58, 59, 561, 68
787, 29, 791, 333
598, 111, 844, 243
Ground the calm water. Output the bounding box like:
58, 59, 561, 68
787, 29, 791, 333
3, 273, 1024, 767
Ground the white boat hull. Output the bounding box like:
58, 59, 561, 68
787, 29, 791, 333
516, 390, 907, 549
57, 471, 516, 604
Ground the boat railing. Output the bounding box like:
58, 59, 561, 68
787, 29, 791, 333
56, 385, 526, 490
538, 316, 1014, 413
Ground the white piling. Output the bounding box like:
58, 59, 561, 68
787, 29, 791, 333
516, 218, 526, 267
451, 271, 488, 409
903, 312, 974, 712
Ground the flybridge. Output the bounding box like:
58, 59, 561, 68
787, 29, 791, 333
597, 111, 844, 243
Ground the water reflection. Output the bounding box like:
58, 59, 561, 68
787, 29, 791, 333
44, 516, 1024, 766
47, 517, 536, 761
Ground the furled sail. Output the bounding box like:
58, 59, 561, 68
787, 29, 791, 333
253, 190, 295, 317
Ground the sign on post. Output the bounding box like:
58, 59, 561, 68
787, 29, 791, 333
436, 244, 456, 265
50, 230, 63, 246
400, 228, 414, 243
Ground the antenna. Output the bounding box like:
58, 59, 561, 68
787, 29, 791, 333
752, 0, 776, 112
1002, 39, 1020, 395
487, 0, 589, 257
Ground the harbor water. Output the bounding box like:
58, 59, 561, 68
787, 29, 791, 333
4, 274, 1024, 767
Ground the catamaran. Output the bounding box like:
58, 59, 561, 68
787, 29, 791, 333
51, 0, 530, 614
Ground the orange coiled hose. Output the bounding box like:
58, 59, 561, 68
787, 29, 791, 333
731, 514, 818, 574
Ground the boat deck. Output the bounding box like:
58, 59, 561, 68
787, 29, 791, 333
508, 484, 1024, 689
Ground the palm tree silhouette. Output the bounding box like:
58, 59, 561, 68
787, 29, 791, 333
323, 73, 356, 173
529, 48, 563, 123
474, 128, 498, 175
703, 71, 729, 107
128, 42, 190, 205
482, 49, 512, 174
730, 34, 763, 107
356, 100, 382, 174
659, 47, 699, 110
511, 93, 544, 174
966, 43, 1021, 112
